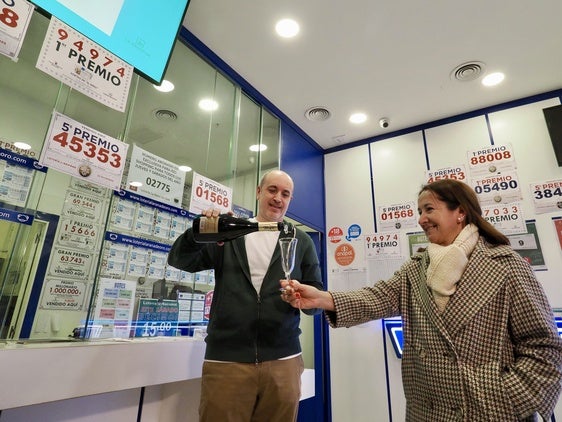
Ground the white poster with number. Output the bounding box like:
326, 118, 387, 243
40, 111, 128, 190
39, 277, 88, 311
530, 179, 562, 214
125, 145, 186, 207
377, 201, 418, 232
189, 172, 233, 214
364, 232, 402, 259
470, 171, 522, 205
426, 165, 468, 184
467, 143, 517, 176
0, 0, 34, 59
36, 17, 133, 112
481, 202, 526, 235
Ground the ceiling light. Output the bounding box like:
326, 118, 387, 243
153, 80, 174, 92
482, 72, 505, 87
13, 141, 31, 150
199, 98, 219, 111
275, 19, 299, 38
249, 144, 267, 152
178, 165, 192, 172
349, 113, 367, 124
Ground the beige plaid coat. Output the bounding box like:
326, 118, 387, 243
327, 238, 562, 421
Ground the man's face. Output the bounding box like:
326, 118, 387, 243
256, 172, 293, 222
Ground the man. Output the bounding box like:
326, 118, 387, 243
168, 169, 323, 421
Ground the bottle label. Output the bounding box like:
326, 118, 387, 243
199, 217, 219, 234
258, 222, 280, 232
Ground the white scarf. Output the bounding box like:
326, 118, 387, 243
426, 224, 479, 313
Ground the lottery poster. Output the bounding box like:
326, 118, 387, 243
36, 17, 133, 112
507, 221, 546, 270
126, 145, 186, 208
0, 0, 34, 59
39, 111, 128, 190
189, 172, 232, 215
470, 171, 522, 205
377, 201, 418, 232
426, 165, 468, 184
530, 179, 562, 214
467, 144, 517, 176
481, 202, 526, 235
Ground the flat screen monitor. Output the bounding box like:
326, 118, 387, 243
30, 0, 190, 84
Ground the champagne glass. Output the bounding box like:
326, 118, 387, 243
279, 237, 298, 282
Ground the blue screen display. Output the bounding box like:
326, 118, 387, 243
30, 0, 190, 83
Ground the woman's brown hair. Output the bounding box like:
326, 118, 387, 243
419, 179, 510, 246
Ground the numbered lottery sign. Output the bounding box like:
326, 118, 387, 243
426, 165, 467, 184
0, 0, 33, 59
467, 144, 517, 176
481, 202, 526, 235
36, 17, 133, 112
364, 232, 401, 258
47, 247, 95, 279
126, 145, 186, 207
58, 217, 101, 249
62, 189, 107, 223
40, 278, 87, 311
377, 201, 418, 232
470, 171, 522, 205
530, 179, 562, 214
40, 111, 128, 190
189, 172, 233, 214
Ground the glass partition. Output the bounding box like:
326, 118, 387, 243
0, 10, 280, 341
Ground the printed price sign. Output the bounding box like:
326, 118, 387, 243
426, 165, 467, 184
40, 111, 128, 190
189, 172, 233, 214
0, 0, 33, 59
47, 247, 95, 279
482, 202, 526, 235
36, 17, 133, 112
530, 179, 562, 214
467, 144, 517, 176
364, 232, 401, 258
471, 171, 522, 205
40, 278, 87, 311
377, 201, 418, 232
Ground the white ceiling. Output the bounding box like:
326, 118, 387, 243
183, 0, 562, 150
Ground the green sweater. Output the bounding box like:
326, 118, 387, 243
167, 225, 323, 363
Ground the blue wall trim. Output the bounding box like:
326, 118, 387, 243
280, 122, 325, 232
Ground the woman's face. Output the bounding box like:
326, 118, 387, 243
417, 190, 465, 246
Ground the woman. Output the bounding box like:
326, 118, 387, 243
281, 179, 562, 421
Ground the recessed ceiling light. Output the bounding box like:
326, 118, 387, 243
349, 113, 367, 124
482, 72, 505, 87
275, 19, 299, 38
153, 79, 174, 92
178, 165, 192, 172
13, 141, 31, 150
199, 98, 219, 111
249, 144, 267, 152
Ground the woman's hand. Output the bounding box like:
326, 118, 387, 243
279, 279, 335, 311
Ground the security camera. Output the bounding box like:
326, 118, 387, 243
379, 118, 389, 129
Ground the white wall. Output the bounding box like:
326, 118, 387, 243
324, 95, 562, 421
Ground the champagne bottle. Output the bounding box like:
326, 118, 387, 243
192, 214, 290, 243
